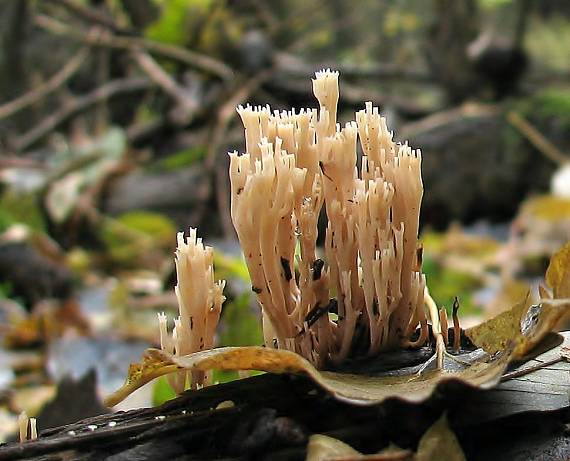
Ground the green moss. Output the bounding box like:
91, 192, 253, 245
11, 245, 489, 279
214, 292, 263, 384
101, 211, 176, 267
534, 89, 570, 127
152, 376, 177, 406
422, 256, 482, 316
154, 146, 207, 172
0, 191, 45, 232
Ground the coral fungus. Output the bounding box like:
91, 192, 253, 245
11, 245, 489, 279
229, 70, 426, 367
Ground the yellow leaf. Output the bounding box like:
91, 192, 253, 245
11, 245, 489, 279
416, 415, 466, 461
546, 241, 570, 298
466, 294, 570, 359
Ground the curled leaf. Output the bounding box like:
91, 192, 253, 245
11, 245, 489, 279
465, 295, 570, 358
104, 349, 178, 407
105, 344, 511, 407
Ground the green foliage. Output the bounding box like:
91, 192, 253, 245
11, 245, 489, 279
213, 251, 250, 283
154, 146, 207, 171
115, 211, 176, 242
0, 191, 45, 232
145, 0, 242, 57
145, 0, 197, 45
214, 292, 263, 384
479, 0, 513, 11
152, 376, 177, 406
0, 282, 13, 299
422, 256, 482, 316
533, 89, 570, 128
101, 211, 176, 267
527, 17, 570, 72
219, 293, 263, 347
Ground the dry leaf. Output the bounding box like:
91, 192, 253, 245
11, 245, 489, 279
105, 344, 511, 407
416, 415, 466, 461
545, 241, 570, 298
465, 296, 569, 358
305, 434, 361, 461
467, 240, 570, 358
305, 434, 412, 461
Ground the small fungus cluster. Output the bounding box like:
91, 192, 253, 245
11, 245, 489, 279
158, 229, 225, 390
161, 70, 427, 375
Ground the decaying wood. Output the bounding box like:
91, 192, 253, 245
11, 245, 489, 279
1, 336, 569, 461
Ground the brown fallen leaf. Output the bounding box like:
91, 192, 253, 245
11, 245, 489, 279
104, 343, 511, 407
305, 434, 361, 461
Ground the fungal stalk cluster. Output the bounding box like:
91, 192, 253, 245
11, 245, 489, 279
158, 229, 226, 390
229, 70, 427, 367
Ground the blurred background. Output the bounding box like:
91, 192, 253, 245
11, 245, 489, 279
0, 0, 569, 440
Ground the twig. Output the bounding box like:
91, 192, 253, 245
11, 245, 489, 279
452, 297, 461, 353
206, 69, 276, 239
507, 110, 569, 166
13, 77, 151, 151
35, 14, 234, 80
45, 0, 124, 33
0, 46, 89, 120
132, 49, 197, 122
501, 347, 570, 381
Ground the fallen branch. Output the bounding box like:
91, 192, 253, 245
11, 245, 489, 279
507, 110, 569, 166
13, 77, 152, 151
0, 46, 89, 121
35, 14, 234, 80
45, 0, 124, 33
132, 49, 198, 124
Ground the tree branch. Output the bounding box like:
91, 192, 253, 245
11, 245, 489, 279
0, 46, 89, 121
507, 110, 569, 166
45, 0, 124, 33
34, 14, 234, 80
13, 77, 152, 151
132, 49, 198, 124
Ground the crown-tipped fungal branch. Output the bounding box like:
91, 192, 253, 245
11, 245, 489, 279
229, 70, 427, 367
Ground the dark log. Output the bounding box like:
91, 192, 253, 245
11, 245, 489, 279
101, 165, 212, 229
399, 104, 557, 229
1, 341, 569, 461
